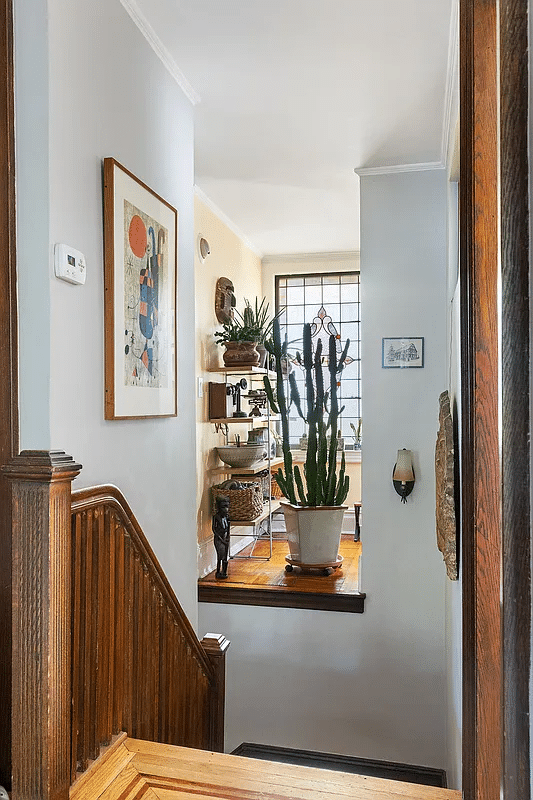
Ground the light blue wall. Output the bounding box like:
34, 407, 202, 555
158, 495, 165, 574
15, 0, 199, 625
15, 0, 51, 448
200, 168, 449, 769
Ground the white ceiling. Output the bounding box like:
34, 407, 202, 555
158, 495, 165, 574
131, 0, 456, 256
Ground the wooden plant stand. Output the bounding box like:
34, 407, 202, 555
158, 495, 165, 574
285, 554, 343, 577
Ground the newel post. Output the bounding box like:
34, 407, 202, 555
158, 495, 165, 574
201, 633, 230, 752
4, 451, 82, 800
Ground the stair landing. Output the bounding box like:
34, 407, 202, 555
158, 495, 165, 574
70, 734, 461, 800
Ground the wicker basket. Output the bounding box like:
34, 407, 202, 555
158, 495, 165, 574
211, 481, 263, 521
271, 474, 285, 499
234, 468, 270, 500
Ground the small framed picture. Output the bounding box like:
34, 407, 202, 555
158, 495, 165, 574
382, 337, 424, 368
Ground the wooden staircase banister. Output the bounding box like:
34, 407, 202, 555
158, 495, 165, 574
70, 484, 214, 677
70, 483, 229, 780
6, 455, 229, 800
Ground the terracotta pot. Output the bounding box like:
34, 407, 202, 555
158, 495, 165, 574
222, 341, 260, 367
281, 501, 346, 565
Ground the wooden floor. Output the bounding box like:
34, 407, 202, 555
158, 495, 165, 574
70, 735, 460, 800
198, 535, 365, 612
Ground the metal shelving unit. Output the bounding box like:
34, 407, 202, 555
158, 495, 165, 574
208, 366, 280, 559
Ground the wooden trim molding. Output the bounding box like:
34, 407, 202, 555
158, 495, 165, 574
460, 0, 531, 796
200, 634, 231, 753
4, 451, 82, 800
460, 4, 502, 796
199, 583, 366, 613
0, 0, 18, 789
499, 1, 531, 796
231, 742, 448, 787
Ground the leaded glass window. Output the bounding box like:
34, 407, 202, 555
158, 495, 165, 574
275, 272, 361, 449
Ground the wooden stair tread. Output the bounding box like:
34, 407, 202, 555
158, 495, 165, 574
71, 736, 461, 800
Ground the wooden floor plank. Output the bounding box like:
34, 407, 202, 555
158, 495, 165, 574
198, 536, 365, 612
70, 734, 134, 800
123, 739, 459, 800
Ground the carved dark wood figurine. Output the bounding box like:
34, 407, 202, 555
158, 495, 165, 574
213, 495, 231, 579
215, 276, 236, 323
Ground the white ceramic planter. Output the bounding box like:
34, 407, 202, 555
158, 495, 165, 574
281, 502, 346, 565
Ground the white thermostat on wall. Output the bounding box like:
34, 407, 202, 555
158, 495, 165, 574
54, 243, 86, 285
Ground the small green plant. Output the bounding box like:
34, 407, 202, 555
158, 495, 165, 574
214, 297, 278, 344
350, 419, 362, 448
263, 319, 350, 507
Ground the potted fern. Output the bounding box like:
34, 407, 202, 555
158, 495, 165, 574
264, 319, 350, 574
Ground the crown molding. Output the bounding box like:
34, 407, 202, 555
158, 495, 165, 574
119, 0, 201, 105
441, 0, 459, 166
194, 185, 264, 258
262, 251, 359, 266
354, 161, 445, 177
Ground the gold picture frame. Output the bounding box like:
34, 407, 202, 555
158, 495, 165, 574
103, 158, 177, 419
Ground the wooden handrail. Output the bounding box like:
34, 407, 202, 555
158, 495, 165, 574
70, 484, 229, 780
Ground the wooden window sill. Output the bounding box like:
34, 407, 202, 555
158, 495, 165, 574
198, 535, 365, 613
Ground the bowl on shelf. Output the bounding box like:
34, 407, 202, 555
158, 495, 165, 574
216, 445, 266, 469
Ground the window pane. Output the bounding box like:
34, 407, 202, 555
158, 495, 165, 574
341, 321, 359, 343
288, 416, 305, 440
326, 305, 342, 327
304, 285, 322, 305
287, 277, 304, 286
287, 286, 305, 305
278, 287, 287, 306
286, 304, 305, 325
340, 283, 359, 303
322, 284, 340, 305
323, 275, 340, 285
341, 303, 359, 321
340, 398, 359, 418
341, 378, 361, 397
305, 275, 321, 286
342, 360, 360, 380
341, 273, 358, 283
305, 304, 322, 323
285, 324, 304, 348
341, 416, 361, 438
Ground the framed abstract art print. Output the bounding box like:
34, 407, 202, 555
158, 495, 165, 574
103, 158, 177, 419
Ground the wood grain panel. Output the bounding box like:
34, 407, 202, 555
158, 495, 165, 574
499, 2, 531, 797
70, 485, 230, 779
0, 0, 18, 788
70, 737, 461, 800
5, 451, 81, 800
460, 2, 502, 798
460, 0, 531, 796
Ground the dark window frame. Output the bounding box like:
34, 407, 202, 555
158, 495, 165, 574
275, 271, 361, 449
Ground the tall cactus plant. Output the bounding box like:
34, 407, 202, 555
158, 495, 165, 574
264, 319, 350, 507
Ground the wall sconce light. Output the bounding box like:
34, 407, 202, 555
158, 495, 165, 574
393, 449, 415, 503
197, 235, 211, 263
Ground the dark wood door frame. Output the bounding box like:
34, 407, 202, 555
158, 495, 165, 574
460, 0, 530, 798
0, 0, 530, 795
0, 0, 18, 790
